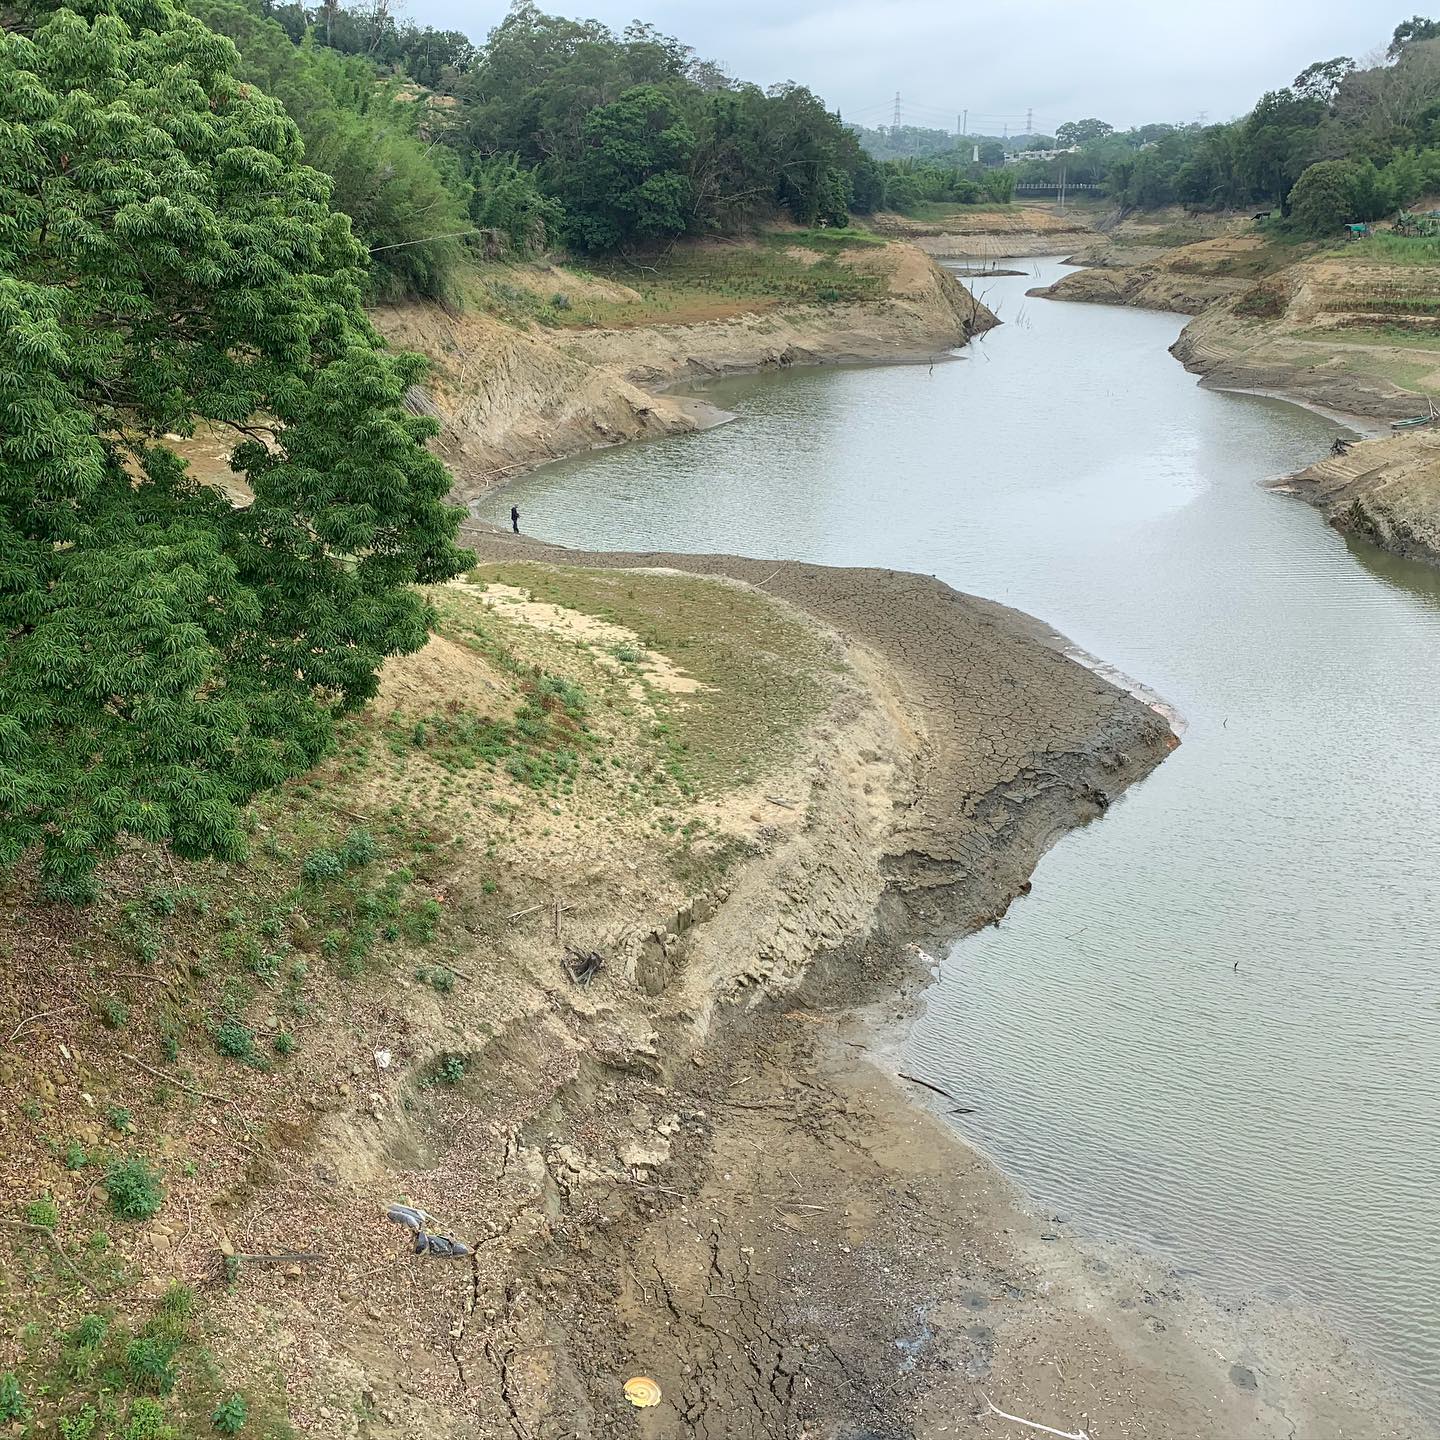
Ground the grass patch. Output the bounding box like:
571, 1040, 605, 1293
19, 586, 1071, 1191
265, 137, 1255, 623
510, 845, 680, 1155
1, 1284, 277, 1440
1335, 233, 1440, 265
466, 563, 833, 794
472, 233, 895, 331
1309, 321, 1440, 350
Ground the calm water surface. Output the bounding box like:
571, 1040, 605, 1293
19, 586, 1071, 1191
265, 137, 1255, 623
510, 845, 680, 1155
495, 259, 1440, 1409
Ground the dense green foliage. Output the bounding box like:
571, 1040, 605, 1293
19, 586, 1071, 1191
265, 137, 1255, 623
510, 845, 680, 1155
0, 0, 469, 897
191, 0, 473, 301
555, 84, 697, 252
169, 0, 885, 287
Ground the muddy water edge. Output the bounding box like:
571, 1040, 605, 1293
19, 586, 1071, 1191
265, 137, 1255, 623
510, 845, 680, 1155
487, 257, 1440, 1432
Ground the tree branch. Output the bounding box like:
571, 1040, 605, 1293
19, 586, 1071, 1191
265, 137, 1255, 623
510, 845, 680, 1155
1, 1219, 103, 1296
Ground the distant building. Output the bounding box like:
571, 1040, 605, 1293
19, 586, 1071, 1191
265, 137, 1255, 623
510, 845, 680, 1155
1002, 145, 1080, 165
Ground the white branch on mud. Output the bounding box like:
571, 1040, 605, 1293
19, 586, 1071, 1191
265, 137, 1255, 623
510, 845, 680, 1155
982, 1395, 1091, 1440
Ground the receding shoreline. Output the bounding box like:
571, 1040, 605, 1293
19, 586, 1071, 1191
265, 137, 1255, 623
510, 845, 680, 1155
460, 527, 1432, 1437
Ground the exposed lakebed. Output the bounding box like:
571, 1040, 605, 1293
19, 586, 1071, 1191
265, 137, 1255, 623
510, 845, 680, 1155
492, 258, 1440, 1414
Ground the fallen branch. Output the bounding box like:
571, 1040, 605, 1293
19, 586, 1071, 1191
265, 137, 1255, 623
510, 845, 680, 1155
764, 795, 798, 810
506, 903, 545, 922
121, 1053, 231, 1105
621, 1177, 686, 1197
982, 1395, 1090, 1440
896, 1071, 960, 1104
0, 1219, 102, 1296
8, 1005, 81, 1044
320, 802, 372, 825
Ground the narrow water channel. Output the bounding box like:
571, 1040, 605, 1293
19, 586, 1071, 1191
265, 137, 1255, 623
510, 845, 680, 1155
493, 259, 1440, 1412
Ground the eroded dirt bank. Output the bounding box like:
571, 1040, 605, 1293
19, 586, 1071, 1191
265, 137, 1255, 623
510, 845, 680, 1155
872, 205, 1099, 261
1278, 426, 1440, 564
370, 241, 992, 506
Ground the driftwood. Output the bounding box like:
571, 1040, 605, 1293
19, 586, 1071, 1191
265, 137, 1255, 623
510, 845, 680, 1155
895, 1071, 960, 1104
563, 946, 604, 987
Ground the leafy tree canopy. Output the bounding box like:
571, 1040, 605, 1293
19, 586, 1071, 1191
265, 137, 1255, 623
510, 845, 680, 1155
557, 84, 696, 252
1055, 118, 1114, 148
1390, 13, 1440, 57
0, 0, 470, 897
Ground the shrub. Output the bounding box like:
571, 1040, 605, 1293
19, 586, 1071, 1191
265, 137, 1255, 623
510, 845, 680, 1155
273, 1031, 296, 1056
59, 1313, 109, 1380
23, 1194, 59, 1227
416, 965, 455, 994
147, 887, 179, 918
1233, 281, 1287, 319
301, 847, 345, 884
435, 1053, 466, 1085
107, 1104, 134, 1133
65, 1141, 90, 1171
0, 1372, 27, 1422
106, 1157, 164, 1220
98, 997, 129, 1030
213, 1395, 248, 1435
212, 1019, 258, 1064
71, 1313, 109, 1352
59, 1406, 100, 1440
336, 829, 379, 869
125, 1336, 179, 1395
121, 1397, 173, 1440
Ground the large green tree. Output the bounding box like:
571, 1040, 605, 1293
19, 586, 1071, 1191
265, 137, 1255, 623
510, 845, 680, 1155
0, 0, 470, 898
558, 84, 695, 251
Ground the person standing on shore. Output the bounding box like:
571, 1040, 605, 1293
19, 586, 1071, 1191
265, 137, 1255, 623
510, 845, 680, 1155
510, 504, 520, 534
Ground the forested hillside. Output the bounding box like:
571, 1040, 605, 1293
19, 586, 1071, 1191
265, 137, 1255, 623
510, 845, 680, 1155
174, 0, 893, 304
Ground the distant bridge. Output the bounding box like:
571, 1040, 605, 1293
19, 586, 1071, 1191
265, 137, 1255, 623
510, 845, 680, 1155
1012, 182, 1105, 195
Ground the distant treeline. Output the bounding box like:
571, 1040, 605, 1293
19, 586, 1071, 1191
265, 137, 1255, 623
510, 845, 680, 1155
853, 17, 1440, 235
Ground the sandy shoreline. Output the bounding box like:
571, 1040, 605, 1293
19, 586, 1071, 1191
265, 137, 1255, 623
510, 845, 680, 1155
458, 530, 1432, 1438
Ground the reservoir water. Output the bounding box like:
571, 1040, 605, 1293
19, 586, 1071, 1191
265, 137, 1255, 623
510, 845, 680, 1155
492, 259, 1440, 1412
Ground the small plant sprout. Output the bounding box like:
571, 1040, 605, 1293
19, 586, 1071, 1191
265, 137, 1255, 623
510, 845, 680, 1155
212, 1394, 248, 1435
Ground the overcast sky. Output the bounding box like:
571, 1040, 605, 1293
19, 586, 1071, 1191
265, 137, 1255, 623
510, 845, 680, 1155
409, 0, 1411, 132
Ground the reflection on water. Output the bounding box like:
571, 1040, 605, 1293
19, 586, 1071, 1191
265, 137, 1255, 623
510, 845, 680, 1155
493, 260, 1440, 1412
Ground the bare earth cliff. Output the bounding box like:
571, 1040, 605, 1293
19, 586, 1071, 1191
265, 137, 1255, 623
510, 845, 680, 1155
371, 239, 992, 503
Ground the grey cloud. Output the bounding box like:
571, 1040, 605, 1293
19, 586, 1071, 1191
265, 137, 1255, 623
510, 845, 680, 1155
418, 0, 1412, 130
